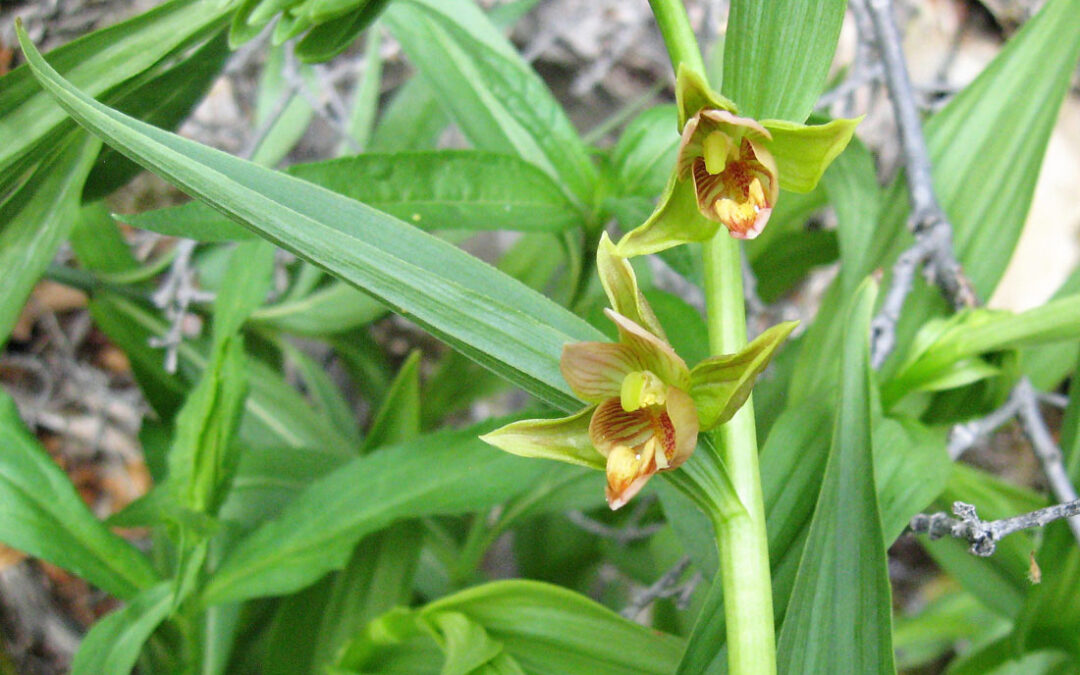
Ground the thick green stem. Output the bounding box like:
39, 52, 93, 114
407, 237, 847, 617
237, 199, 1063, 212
650, 2, 777, 673
703, 235, 776, 675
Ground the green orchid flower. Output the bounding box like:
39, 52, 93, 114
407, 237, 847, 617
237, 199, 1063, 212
482, 234, 797, 509
616, 66, 862, 256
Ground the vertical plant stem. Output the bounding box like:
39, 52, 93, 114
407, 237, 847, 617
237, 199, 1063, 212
651, 1, 776, 673
702, 234, 776, 675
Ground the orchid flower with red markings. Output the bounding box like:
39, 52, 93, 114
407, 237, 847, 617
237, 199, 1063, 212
616, 67, 861, 257
482, 234, 796, 509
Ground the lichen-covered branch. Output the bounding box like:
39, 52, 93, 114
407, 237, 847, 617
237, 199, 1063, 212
911, 499, 1080, 557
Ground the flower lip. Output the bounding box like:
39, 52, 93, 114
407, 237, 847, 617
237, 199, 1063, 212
677, 109, 779, 240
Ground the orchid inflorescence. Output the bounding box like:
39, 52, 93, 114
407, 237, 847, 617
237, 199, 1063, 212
482, 68, 859, 509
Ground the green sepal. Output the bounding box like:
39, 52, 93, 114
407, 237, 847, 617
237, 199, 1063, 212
675, 64, 737, 129
479, 407, 604, 471
615, 176, 720, 257
690, 320, 798, 429
596, 232, 667, 340
761, 116, 862, 193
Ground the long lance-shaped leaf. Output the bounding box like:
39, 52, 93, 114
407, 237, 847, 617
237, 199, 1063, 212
15, 22, 603, 412
0, 0, 230, 193
0, 133, 100, 348
384, 0, 597, 204
200, 422, 545, 604
0, 394, 158, 600
777, 279, 895, 674
723, 0, 846, 122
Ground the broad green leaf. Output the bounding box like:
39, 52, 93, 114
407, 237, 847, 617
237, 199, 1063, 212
873, 417, 950, 542
0, 393, 158, 599
777, 279, 895, 674
15, 27, 606, 412
384, 0, 597, 204
263, 523, 423, 675
337, 580, 684, 675
610, 104, 679, 198
83, 30, 230, 201
201, 420, 549, 604
885, 297, 1080, 405
288, 151, 584, 232
70, 582, 173, 675
126, 153, 583, 241
0, 0, 229, 192
263, 349, 427, 669
0, 133, 100, 348
722, 0, 846, 122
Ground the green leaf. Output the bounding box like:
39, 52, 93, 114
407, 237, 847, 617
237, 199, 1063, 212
610, 104, 679, 198
761, 116, 861, 193
0, 133, 100, 348
885, 297, 1080, 406
251, 279, 385, 335
337, 580, 684, 675
342, 25, 383, 152
70, 582, 173, 675
0, 0, 229, 193
165, 241, 273, 515
118, 201, 256, 242
295, 0, 391, 63
1022, 267, 1080, 390
384, 0, 597, 204
690, 321, 798, 429
15, 26, 606, 412
873, 417, 950, 542
0, 392, 158, 599
822, 136, 883, 293
362, 350, 421, 452
201, 420, 551, 605
82, 30, 230, 201
288, 151, 584, 232
248, 44, 316, 168
262, 523, 424, 675
367, 76, 448, 153
777, 278, 895, 674
722, 0, 846, 122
